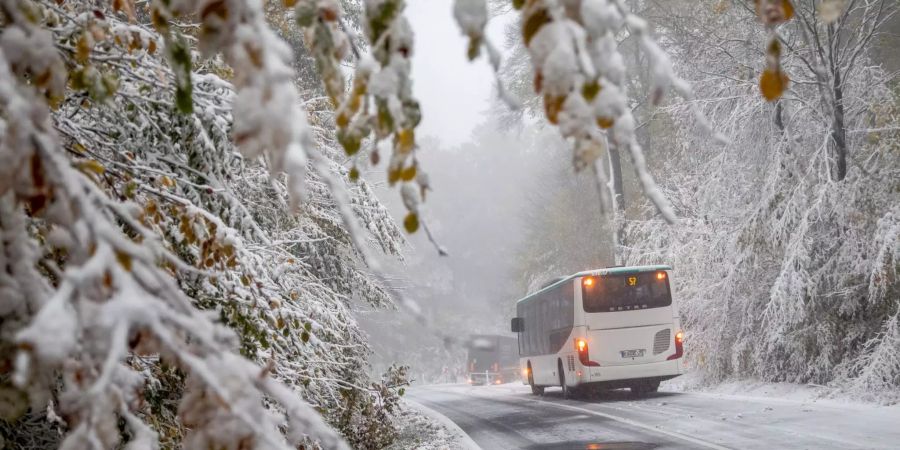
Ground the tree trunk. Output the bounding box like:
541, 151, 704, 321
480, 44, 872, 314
831, 69, 848, 181
609, 144, 627, 265
827, 24, 849, 181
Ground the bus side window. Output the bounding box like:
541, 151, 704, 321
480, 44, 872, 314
516, 304, 524, 355
563, 281, 574, 328
524, 301, 533, 356
540, 297, 550, 354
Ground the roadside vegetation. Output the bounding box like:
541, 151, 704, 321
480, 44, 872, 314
0, 0, 897, 449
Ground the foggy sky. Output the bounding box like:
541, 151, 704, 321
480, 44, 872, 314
407, 0, 511, 147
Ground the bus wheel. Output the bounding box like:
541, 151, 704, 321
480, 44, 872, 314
558, 361, 571, 399
528, 365, 543, 396
630, 381, 659, 396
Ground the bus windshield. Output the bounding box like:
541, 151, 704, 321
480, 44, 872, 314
582, 272, 671, 313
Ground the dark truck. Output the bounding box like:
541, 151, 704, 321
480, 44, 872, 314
466, 334, 519, 385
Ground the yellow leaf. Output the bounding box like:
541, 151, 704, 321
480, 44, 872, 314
400, 165, 417, 182
76, 32, 91, 63
581, 80, 601, 101
543, 94, 565, 125
77, 160, 105, 175
388, 167, 401, 185
396, 128, 415, 154
336, 111, 350, 128
522, 8, 551, 47
116, 251, 132, 271
755, 0, 794, 25
783, 0, 795, 20
759, 68, 789, 101
403, 212, 419, 234
596, 116, 615, 129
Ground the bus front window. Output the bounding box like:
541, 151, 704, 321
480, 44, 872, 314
582, 272, 672, 313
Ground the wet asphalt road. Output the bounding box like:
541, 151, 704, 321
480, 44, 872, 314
407, 385, 719, 449
406, 384, 900, 450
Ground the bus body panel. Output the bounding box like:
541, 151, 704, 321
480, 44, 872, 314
584, 359, 681, 383
586, 323, 675, 366
577, 307, 674, 331
530, 353, 564, 386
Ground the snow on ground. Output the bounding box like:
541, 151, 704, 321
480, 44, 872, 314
663, 371, 900, 405
385, 399, 478, 450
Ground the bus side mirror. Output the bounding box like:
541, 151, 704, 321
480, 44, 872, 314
510, 317, 523, 333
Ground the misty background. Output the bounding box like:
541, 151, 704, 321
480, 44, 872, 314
355, 0, 614, 383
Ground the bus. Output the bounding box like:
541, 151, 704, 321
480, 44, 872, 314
465, 334, 519, 385
509, 265, 683, 397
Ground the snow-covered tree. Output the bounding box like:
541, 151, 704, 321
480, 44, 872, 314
622, 0, 900, 399
0, 0, 407, 447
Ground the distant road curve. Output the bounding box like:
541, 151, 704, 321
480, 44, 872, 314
406, 384, 900, 449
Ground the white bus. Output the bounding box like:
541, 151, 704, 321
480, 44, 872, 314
510, 265, 683, 397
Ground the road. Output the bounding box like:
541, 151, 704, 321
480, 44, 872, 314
406, 383, 900, 449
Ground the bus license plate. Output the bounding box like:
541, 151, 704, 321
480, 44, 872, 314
620, 349, 645, 358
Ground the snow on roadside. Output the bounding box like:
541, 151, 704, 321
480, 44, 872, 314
663, 371, 900, 406
385, 400, 479, 450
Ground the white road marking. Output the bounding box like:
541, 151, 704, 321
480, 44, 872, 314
525, 397, 732, 450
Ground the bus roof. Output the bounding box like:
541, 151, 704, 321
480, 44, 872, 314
515, 264, 673, 305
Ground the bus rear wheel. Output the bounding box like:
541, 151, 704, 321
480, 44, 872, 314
630, 380, 660, 396
528, 364, 543, 395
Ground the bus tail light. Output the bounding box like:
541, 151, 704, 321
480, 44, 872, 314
575, 338, 599, 367
667, 330, 684, 360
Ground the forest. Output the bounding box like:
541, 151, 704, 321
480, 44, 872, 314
0, 0, 897, 448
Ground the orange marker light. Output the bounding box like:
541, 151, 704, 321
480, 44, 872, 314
583, 277, 595, 287
657, 271, 667, 280
576, 338, 587, 352
675, 331, 684, 343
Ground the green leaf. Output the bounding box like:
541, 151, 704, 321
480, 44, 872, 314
168, 34, 193, 114
175, 85, 193, 114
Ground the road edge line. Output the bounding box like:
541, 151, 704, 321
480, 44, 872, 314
531, 398, 731, 450
403, 398, 482, 450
